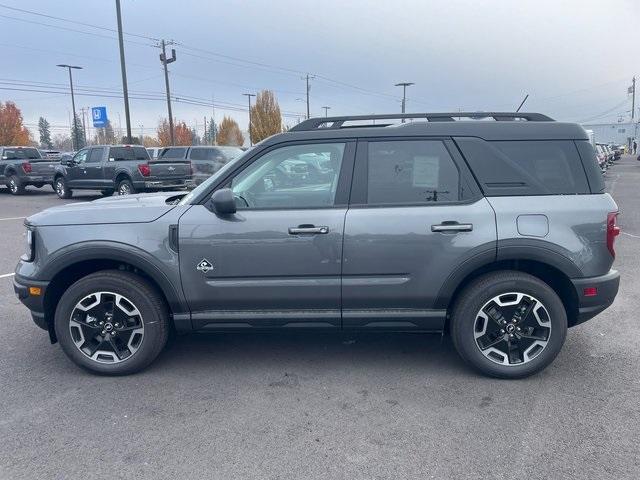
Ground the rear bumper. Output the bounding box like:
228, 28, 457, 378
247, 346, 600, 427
571, 269, 620, 326
13, 274, 50, 331
23, 174, 54, 185
136, 179, 194, 190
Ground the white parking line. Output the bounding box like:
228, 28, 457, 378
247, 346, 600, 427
0, 217, 26, 221
0, 273, 15, 279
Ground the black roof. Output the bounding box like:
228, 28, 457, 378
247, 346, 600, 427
265, 112, 588, 145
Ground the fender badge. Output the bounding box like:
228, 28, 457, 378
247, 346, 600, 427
196, 258, 213, 273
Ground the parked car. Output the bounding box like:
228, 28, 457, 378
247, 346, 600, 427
595, 144, 608, 172
40, 149, 62, 160
14, 112, 620, 379
159, 145, 243, 185
0, 146, 58, 195
146, 147, 163, 160
52, 144, 193, 198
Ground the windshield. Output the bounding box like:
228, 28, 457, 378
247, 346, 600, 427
178, 148, 252, 205
3, 148, 41, 160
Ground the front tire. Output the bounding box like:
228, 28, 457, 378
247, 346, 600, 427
450, 271, 567, 379
7, 175, 25, 195
54, 271, 169, 375
54, 176, 72, 199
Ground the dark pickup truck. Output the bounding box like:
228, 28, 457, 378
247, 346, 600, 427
159, 145, 243, 185
1, 146, 58, 195
53, 145, 193, 198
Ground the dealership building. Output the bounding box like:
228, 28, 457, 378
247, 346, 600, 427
582, 121, 638, 147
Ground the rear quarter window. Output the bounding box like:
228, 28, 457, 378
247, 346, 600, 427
455, 138, 590, 196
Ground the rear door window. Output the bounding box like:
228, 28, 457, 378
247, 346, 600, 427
455, 138, 590, 196
366, 140, 461, 204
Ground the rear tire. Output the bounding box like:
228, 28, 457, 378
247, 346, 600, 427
7, 175, 25, 195
450, 271, 567, 379
54, 176, 72, 199
116, 178, 135, 195
54, 270, 169, 375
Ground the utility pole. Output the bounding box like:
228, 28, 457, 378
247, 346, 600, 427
115, 0, 132, 143
631, 76, 636, 121
57, 64, 82, 150
139, 123, 144, 143
304, 74, 314, 119
203, 116, 207, 145
211, 93, 217, 145
395, 82, 414, 123
159, 40, 177, 144
243, 93, 256, 146
322, 106, 331, 117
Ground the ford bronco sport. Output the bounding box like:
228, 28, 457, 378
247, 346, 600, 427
14, 113, 620, 378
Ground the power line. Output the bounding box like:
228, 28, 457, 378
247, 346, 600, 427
0, 3, 159, 41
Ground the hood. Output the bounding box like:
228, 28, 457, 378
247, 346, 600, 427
27, 192, 187, 227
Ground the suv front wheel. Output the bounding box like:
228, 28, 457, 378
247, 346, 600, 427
54, 271, 169, 375
451, 271, 567, 379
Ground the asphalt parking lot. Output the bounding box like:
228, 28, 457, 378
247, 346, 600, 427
1, 157, 639, 479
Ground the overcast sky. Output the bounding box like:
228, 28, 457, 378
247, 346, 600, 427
2, 0, 639, 140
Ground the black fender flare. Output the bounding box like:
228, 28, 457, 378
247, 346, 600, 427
40, 241, 188, 316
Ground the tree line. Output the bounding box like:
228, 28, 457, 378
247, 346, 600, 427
0, 89, 285, 149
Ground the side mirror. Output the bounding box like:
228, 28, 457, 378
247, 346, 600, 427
208, 188, 237, 215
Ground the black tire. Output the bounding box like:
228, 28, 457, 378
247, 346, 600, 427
7, 175, 25, 195
450, 271, 567, 379
54, 176, 72, 199
54, 270, 169, 375
33, 183, 45, 188
101, 188, 115, 197
116, 178, 135, 195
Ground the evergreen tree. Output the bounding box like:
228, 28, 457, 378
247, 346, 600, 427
204, 117, 218, 145
38, 117, 53, 149
72, 114, 85, 149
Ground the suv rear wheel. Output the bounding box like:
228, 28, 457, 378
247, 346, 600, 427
7, 175, 25, 195
450, 271, 567, 379
54, 271, 169, 375
54, 176, 72, 199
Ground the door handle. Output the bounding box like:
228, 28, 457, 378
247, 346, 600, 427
288, 225, 329, 235
431, 222, 473, 233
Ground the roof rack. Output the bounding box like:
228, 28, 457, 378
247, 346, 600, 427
290, 112, 554, 131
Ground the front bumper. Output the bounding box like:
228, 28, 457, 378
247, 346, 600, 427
571, 269, 620, 326
13, 274, 49, 331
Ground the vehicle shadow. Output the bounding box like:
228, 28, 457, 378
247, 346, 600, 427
151, 330, 470, 376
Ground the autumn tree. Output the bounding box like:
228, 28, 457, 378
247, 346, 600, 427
142, 136, 160, 147
94, 120, 116, 145
0, 101, 30, 145
250, 90, 282, 144
217, 116, 244, 146
38, 117, 53, 148
157, 119, 192, 146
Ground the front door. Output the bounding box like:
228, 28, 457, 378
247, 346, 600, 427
82, 147, 105, 189
179, 141, 355, 329
342, 138, 497, 330
65, 148, 89, 188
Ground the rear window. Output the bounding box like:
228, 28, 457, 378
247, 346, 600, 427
110, 146, 149, 161
455, 138, 590, 196
189, 147, 243, 161
160, 147, 187, 160
2, 148, 41, 160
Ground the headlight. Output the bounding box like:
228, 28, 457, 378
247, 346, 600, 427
21, 227, 35, 262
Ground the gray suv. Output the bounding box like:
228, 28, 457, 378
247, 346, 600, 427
13, 113, 620, 378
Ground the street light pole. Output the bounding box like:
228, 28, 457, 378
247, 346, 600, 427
395, 82, 414, 123
57, 64, 82, 150
243, 93, 256, 146
115, 0, 132, 143
322, 106, 331, 117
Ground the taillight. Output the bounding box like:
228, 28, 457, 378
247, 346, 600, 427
606, 212, 620, 258
138, 163, 151, 177
22, 162, 32, 174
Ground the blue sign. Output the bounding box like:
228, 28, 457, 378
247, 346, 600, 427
91, 107, 108, 128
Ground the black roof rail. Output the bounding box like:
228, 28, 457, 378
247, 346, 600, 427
290, 112, 554, 131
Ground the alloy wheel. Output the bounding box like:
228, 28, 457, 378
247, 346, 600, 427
118, 183, 131, 195
473, 292, 551, 366
55, 180, 65, 197
68, 291, 144, 364
9, 178, 17, 193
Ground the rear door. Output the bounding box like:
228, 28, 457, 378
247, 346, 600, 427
178, 141, 355, 329
342, 138, 497, 330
